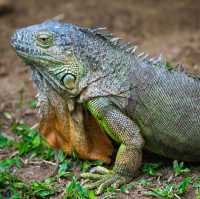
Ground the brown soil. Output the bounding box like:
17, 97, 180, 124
1, 0, 200, 198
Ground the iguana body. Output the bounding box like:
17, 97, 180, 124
11, 20, 200, 194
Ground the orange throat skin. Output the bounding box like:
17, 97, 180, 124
38, 91, 113, 164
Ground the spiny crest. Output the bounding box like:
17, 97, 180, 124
137, 52, 167, 68
174, 64, 200, 80
139, 53, 200, 80
174, 64, 185, 72
153, 57, 200, 80
80, 26, 200, 81
80, 26, 160, 62
151, 54, 166, 66
79, 26, 138, 55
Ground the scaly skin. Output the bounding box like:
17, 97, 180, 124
36, 75, 113, 163
11, 20, 200, 194
82, 98, 143, 194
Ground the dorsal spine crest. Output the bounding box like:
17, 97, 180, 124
80, 26, 200, 80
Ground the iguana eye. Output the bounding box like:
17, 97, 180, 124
61, 73, 76, 89
36, 31, 53, 48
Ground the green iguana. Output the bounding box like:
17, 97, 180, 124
11, 20, 200, 194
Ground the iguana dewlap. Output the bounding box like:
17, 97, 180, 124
38, 88, 113, 164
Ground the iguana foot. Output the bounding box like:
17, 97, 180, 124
81, 166, 131, 195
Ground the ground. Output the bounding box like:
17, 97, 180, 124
1, 0, 200, 198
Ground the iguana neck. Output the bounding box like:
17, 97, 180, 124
76, 38, 152, 105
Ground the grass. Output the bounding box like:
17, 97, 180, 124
0, 120, 97, 198
0, 171, 59, 198
144, 177, 192, 198
141, 162, 162, 176
0, 97, 200, 198
173, 160, 190, 176
65, 177, 96, 199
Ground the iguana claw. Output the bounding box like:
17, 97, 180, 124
81, 166, 130, 195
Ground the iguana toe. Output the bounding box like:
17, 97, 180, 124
81, 167, 131, 195
90, 166, 110, 174
81, 173, 105, 180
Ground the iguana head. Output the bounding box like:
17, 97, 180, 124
11, 20, 88, 97
11, 20, 132, 102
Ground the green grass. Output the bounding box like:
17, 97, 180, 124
0, 134, 13, 148
0, 172, 59, 199
0, 118, 99, 198
11, 122, 55, 159
145, 177, 192, 199
141, 162, 162, 176
27, 99, 37, 109
173, 160, 190, 176
0, 98, 199, 198
65, 176, 96, 199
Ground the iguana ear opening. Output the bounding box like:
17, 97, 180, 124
38, 90, 113, 164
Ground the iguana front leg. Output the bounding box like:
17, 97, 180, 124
81, 97, 144, 194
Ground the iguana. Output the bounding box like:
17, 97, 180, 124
11, 20, 200, 194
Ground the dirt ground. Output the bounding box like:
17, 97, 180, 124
1, 0, 200, 198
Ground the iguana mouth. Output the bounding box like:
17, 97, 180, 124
13, 47, 65, 66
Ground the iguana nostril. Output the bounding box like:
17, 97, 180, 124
10, 30, 25, 48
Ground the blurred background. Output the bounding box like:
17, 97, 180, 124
1, 0, 200, 109
0, 1, 200, 198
